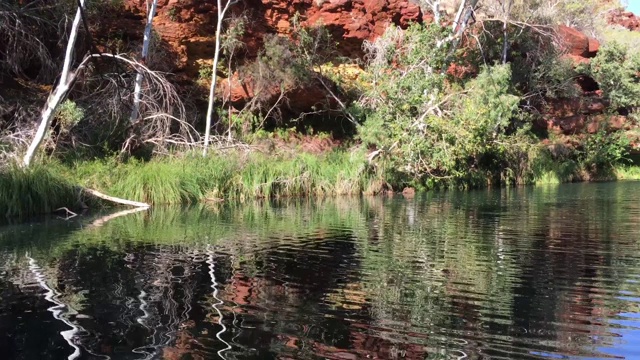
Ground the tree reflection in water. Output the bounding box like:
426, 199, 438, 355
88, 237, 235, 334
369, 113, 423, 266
1, 183, 640, 359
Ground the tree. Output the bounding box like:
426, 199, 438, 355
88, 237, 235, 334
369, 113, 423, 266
130, 0, 159, 123
500, 0, 513, 64
21, 0, 191, 165
22, 0, 86, 167
203, 0, 239, 157
413, 0, 442, 24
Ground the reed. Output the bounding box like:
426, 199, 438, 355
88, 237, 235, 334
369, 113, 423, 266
614, 165, 640, 181
0, 164, 78, 218
66, 150, 373, 206
3, 151, 640, 218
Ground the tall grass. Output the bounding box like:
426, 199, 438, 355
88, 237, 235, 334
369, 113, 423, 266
66, 150, 375, 205
614, 165, 640, 181
7, 149, 637, 218
0, 164, 78, 218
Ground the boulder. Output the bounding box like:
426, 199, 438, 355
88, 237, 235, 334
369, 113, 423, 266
557, 25, 599, 59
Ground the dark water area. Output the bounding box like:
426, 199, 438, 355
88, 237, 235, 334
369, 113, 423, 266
2, 183, 640, 359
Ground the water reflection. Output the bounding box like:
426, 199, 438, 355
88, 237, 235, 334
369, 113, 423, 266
1, 183, 640, 359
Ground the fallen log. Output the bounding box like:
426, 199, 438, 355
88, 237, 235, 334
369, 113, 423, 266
82, 188, 150, 208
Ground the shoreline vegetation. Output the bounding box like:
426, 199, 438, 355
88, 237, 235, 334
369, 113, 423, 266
3, 1, 640, 218
2, 147, 640, 219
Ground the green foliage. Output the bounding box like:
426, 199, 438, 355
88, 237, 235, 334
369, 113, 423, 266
581, 42, 640, 109
221, 15, 247, 57
0, 164, 78, 218
548, 0, 607, 32
357, 23, 450, 153
198, 64, 213, 84
614, 164, 640, 180
602, 27, 640, 52
487, 0, 621, 35
65, 150, 373, 205
577, 128, 630, 172
168, 7, 178, 22
56, 100, 85, 129
467, 20, 579, 102
533, 127, 631, 184
239, 19, 340, 120
523, 50, 580, 100
357, 24, 537, 187
246, 18, 336, 92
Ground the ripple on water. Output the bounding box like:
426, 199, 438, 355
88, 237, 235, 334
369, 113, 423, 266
2, 183, 640, 358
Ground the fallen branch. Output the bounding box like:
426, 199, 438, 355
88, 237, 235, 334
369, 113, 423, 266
55, 207, 78, 219
82, 188, 150, 208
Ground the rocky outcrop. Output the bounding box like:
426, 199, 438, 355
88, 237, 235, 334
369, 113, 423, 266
608, 9, 640, 31
557, 25, 599, 64
121, 0, 422, 76
111, 1, 633, 137
540, 25, 636, 136
542, 91, 628, 135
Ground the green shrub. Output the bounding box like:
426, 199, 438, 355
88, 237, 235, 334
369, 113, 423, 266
581, 42, 640, 110
577, 128, 630, 173
357, 23, 537, 187
56, 100, 84, 129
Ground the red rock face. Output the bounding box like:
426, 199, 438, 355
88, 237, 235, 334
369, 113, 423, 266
304, 0, 421, 56
122, 0, 422, 74
113, 2, 630, 135
557, 25, 599, 61
608, 9, 640, 31
540, 25, 635, 136
116, 0, 422, 109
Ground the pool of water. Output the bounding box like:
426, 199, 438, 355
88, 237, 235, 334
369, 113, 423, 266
2, 182, 640, 359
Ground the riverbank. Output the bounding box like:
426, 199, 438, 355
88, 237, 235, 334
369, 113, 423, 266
3, 148, 640, 219
0, 150, 376, 218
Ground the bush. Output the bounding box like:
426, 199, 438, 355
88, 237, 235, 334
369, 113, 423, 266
581, 42, 640, 110
357, 23, 537, 187
577, 127, 630, 173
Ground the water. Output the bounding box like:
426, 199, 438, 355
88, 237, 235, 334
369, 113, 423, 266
2, 182, 640, 359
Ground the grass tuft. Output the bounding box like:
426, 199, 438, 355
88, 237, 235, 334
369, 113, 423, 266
65, 150, 374, 206
614, 165, 640, 181
0, 164, 78, 218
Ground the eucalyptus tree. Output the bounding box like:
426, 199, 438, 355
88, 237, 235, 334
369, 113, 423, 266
22, 0, 87, 167
130, 0, 160, 123
21, 0, 188, 167
203, 0, 239, 156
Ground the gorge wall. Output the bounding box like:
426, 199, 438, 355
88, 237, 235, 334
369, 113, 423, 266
118, 0, 423, 77
108, 0, 637, 137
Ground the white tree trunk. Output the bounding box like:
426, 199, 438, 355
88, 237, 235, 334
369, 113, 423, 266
453, 0, 479, 37
501, 0, 512, 65
23, 0, 86, 167
452, 0, 466, 32
432, 1, 440, 25
203, 0, 237, 157
130, 0, 159, 123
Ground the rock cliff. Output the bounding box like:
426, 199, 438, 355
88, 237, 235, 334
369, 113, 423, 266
121, 0, 422, 76
111, 1, 632, 136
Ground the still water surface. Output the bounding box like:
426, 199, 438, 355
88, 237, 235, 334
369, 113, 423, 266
2, 183, 640, 359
